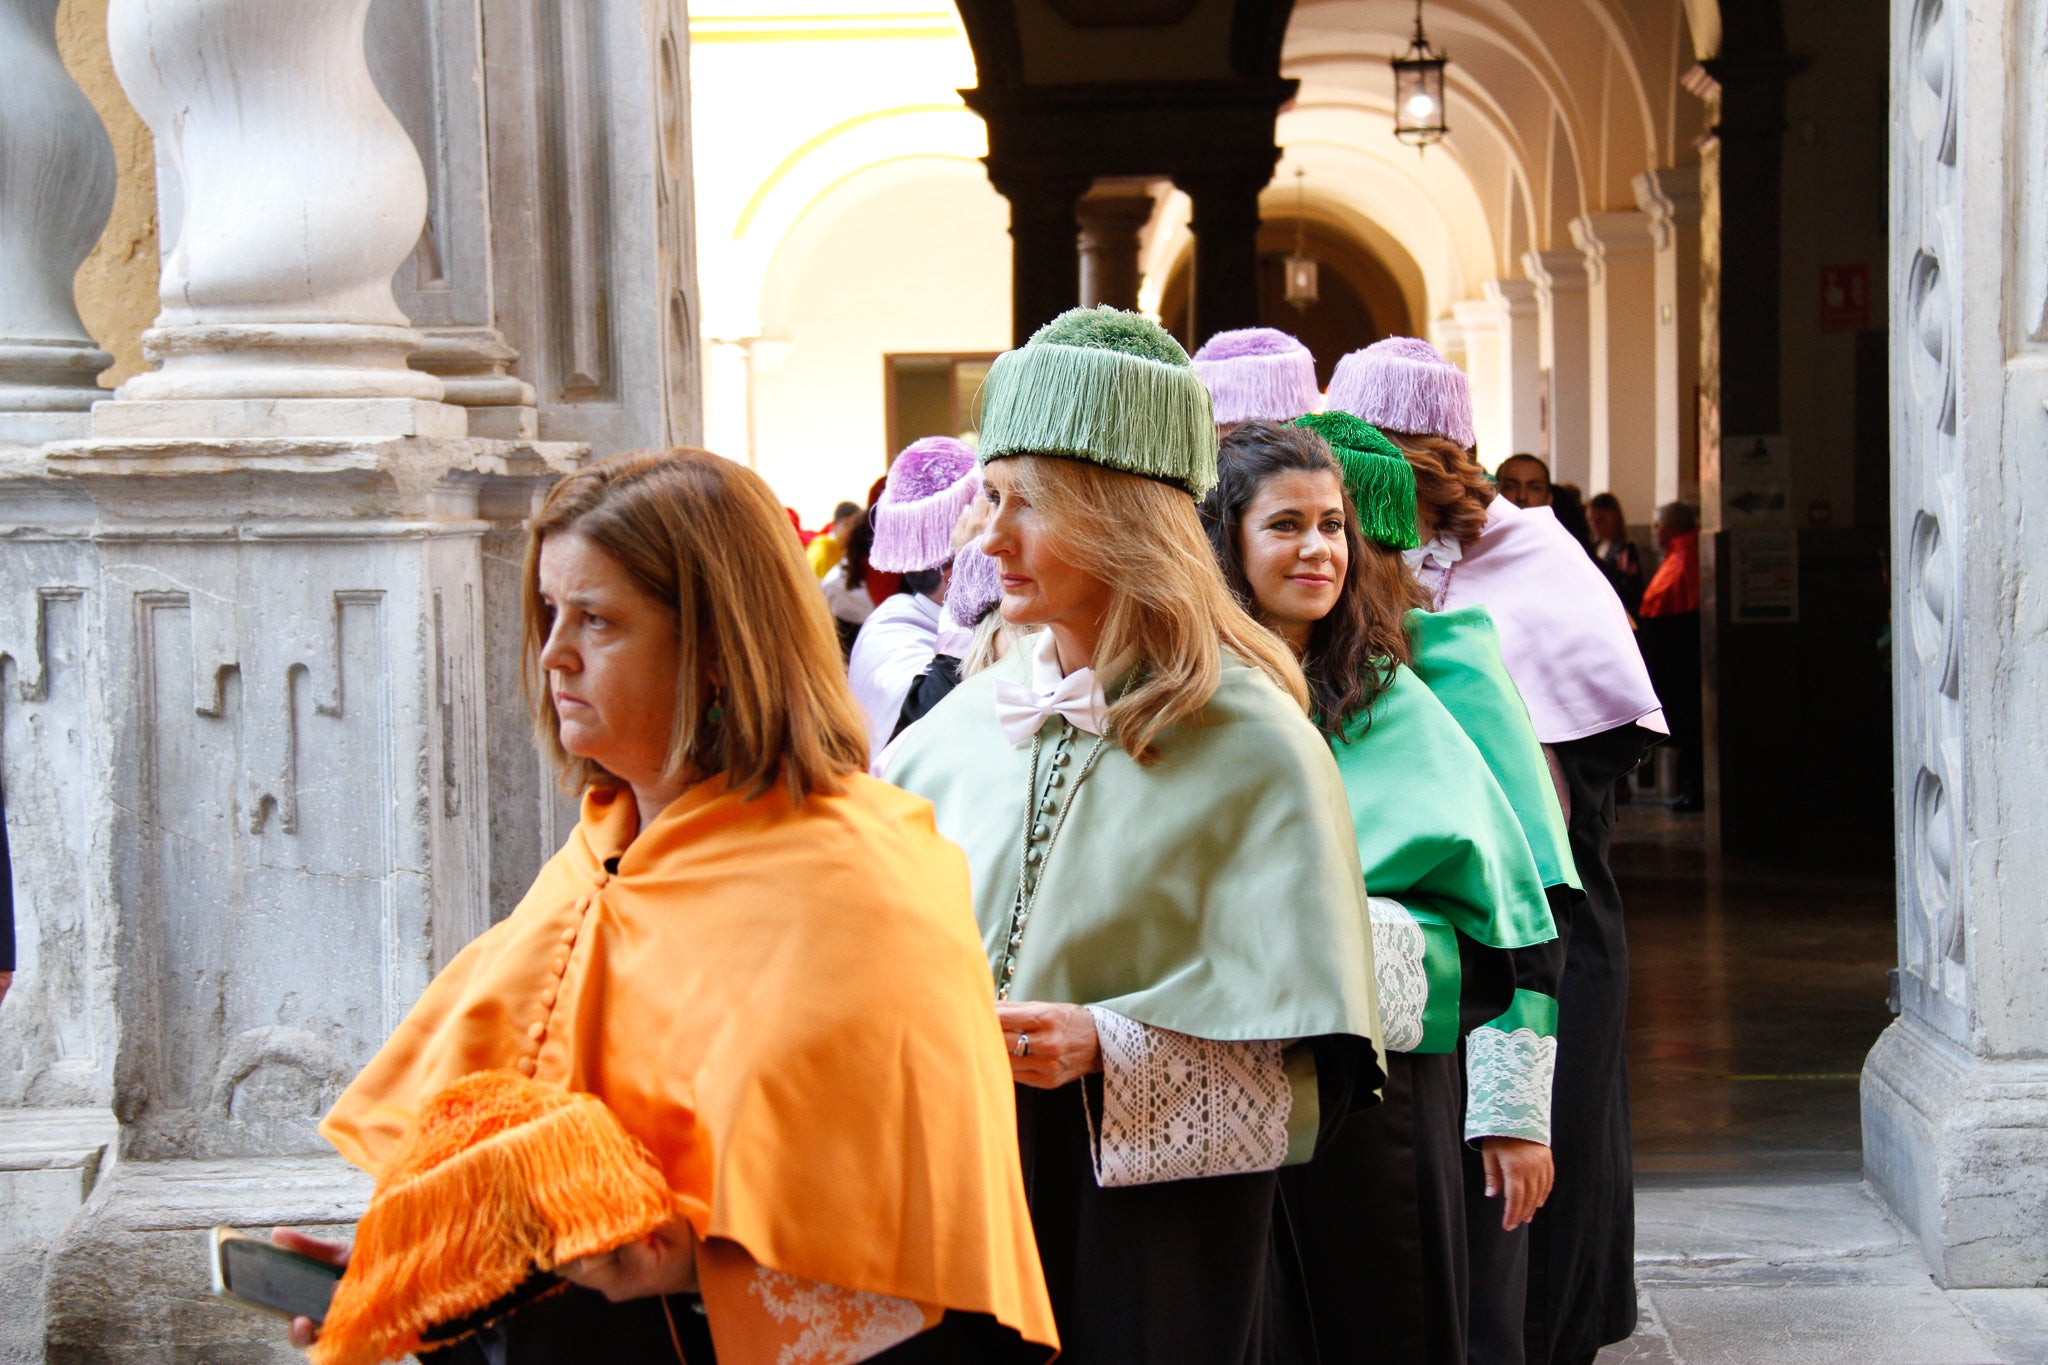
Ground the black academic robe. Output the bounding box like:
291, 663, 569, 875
1464, 723, 1655, 1365
1017, 1037, 1373, 1365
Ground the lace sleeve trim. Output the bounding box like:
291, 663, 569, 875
745, 1266, 929, 1365
1464, 1025, 1556, 1145
1083, 1005, 1291, 1187
1367, 896, 1429, 1054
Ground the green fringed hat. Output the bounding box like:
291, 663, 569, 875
977, 306, 1219, 498
1293, 411, 1422, 551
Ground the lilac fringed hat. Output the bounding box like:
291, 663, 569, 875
1191, 328, 1323, 426
1325, 337, 1476, 450
945, 535, 1004, 628
870, 436, 980, 573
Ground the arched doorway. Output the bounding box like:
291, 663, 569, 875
1156, 215, 1416, 371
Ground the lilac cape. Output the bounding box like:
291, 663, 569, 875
1436, 498, 1667, 744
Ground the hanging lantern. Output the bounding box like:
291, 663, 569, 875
1392, 0, 1449, 150
1283, 167, 1318, 310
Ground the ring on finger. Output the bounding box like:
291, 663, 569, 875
1013, 1032, 1031, 1058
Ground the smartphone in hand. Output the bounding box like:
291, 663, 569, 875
209, 1227, 344, 1323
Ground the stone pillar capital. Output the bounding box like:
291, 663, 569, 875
1569, 211, 1658, 285
1522, 249, 1589, 304
1484, 276, 1541, 318
1451, 295, 1502, 336
1634, 165, 1704, 251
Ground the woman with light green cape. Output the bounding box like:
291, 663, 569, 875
884, 307, 1386, 1365
1199, 414, 1577, 1365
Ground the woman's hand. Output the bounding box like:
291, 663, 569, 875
271, 1227, 350, 1349
559, 1217, 700, 1301
1480, 1136, 1555, 1230
994, 1001, 1100, 1089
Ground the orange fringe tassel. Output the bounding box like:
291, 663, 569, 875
312, 1071, 678, 1365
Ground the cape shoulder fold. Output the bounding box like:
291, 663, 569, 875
320, 778, 1056, 1352
1405, 605, 1581, 894
1445, 498, 1666, 743
1330, 661, 1557, 951
885, 650, 1382, 1051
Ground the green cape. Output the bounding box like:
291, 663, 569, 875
1404, 606, 1580, 893
1330, 662, 1556, 951
885, 649, 1382, 1051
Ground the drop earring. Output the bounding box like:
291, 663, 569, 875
705, 688, 725, 726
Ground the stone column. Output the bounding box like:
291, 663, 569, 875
1571, 210, 1660, 518
1452, 297, 1505, 461
1523, 250, 1592, 485
1186, 171, 1267, 341
97, 0, 460, 439
1485, 276, 1543, 457
0, 0, 116, 444
996, 174, 1086, 347
1636, 166, 1704, 505
1076, 183, 1156, 312
1863, 0, 2048, 1290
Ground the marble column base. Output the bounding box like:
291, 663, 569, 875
1863, 1014, 2048, 1287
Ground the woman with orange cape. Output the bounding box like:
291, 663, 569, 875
289, 450, 1056, 1365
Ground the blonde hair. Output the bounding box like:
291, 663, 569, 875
521, 449, 870, 804
1000, 455, 1309, 763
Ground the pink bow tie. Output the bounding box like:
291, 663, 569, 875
991, 668, 1109, 745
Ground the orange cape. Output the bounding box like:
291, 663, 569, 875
321, 776, 1056, 1352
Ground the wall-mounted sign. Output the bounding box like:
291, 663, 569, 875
1821, 264, 1871, 332
1722, 434, 1790, 526
1731, 526, 1800, 624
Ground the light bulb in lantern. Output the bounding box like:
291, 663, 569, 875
1406, 92, 1437, 119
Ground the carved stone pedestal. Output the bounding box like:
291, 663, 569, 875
0, 432, 580, 1361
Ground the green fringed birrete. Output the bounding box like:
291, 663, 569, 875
1293, 410, 1422, 551
977, 306, 1219, 498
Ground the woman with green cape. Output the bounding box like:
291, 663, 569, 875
883, 307, 1386, 1365
1200, 415, 1580, 1364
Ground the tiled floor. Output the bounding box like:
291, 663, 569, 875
1615, 805, 1895, 1174
1591, 808, 2048, 1365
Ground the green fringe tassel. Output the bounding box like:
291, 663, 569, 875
978, 342, 1219, 498
1292, 411, 1421, 550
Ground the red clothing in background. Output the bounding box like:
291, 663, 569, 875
1639, 531, 1700, 618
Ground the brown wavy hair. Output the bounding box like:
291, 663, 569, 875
996, 454, 1309, 764
521, 449, 870, 804
1201, 422, 1422, 734
1390, 431, 1496, 546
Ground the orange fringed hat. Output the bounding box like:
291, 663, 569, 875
312, 1071, 677, 1365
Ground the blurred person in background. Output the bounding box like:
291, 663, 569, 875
807, 499, 863, 578
1637, 502, 1703, 812
1492, 454, 1551, 510
1588, 493, 1645, 619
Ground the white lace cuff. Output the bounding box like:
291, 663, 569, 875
1083, 1006, 1291, 1187
1464, 1026, 1556, 1145
747, 1265, 928, 1364
1368, 896, 1429, 1053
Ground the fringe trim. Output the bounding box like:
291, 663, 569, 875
1327, 352, 1476, 449
312, 1095, 677, 1365
979, 343, 1219, 498
1343, 451, 1422, 550
869, 471, 981, 573
1192, 350, 1323, 426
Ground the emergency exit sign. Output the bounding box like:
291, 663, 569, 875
1821, 265, 1870, 331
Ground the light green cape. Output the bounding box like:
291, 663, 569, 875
1330, 661, 1558, 952
885, 649, 1382, 1050
1404, 605, 1580, 893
